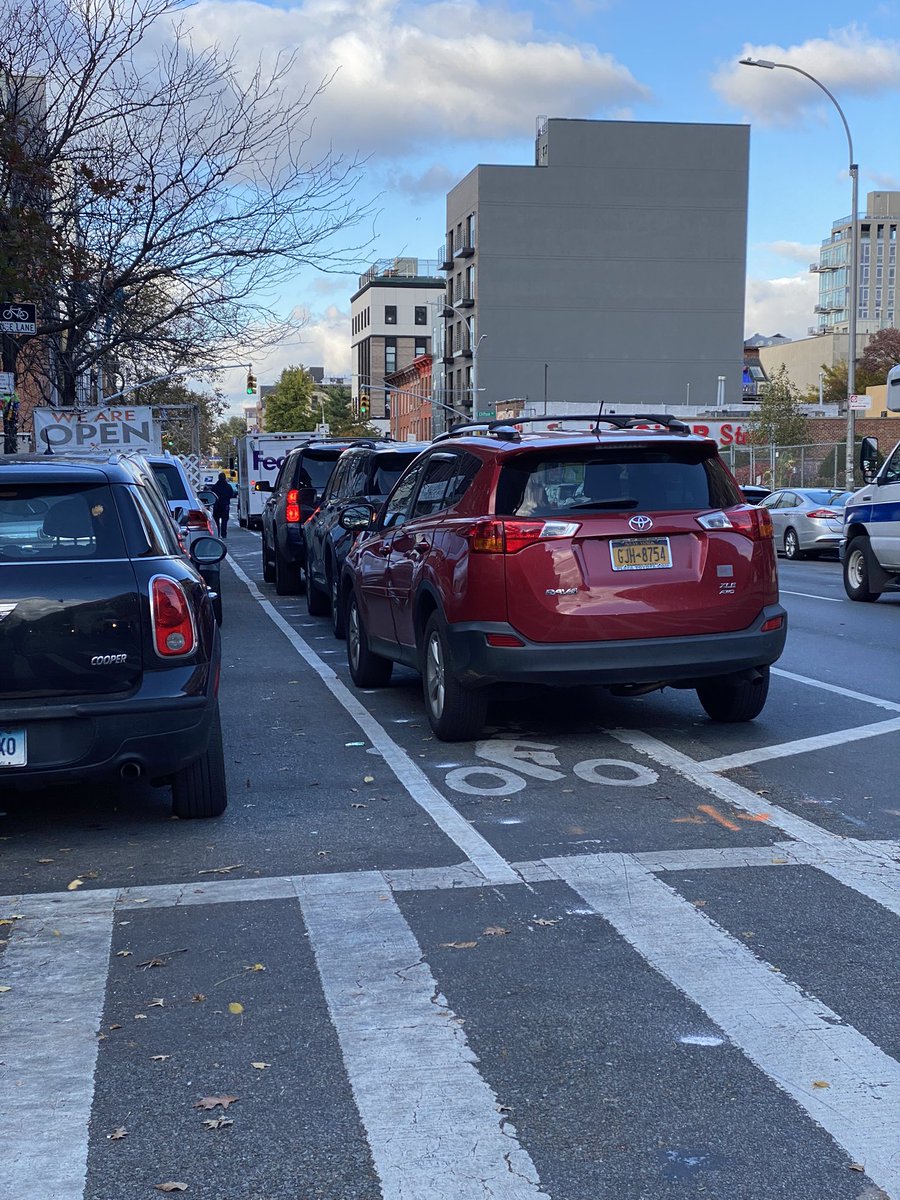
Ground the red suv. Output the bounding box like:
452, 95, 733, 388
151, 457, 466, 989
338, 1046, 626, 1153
338, 416, 786, 740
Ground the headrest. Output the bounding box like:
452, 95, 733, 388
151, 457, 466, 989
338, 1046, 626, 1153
42, 499, 94, 540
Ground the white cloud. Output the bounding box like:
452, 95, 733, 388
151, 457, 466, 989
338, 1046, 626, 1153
758, 240, 819, 264
184, 0, 652, 157
395, 164, 461, 198
714, 27, 900, 125
744, 272, 819, 340
869, 169, 900, 189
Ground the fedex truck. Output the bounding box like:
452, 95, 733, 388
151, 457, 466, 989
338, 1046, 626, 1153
236, 433, 311, 529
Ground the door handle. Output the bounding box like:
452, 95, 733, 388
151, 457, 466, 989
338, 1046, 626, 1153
413, 537, 431, 555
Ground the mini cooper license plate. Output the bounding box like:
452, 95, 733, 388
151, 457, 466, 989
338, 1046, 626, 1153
609, 537, 672, 571
0, 728, 26, 766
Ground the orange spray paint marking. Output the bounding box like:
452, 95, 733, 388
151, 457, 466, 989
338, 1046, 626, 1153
737, 813, 771, 823
697, 804, 741, 832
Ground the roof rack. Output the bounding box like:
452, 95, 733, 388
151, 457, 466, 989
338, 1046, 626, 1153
433, 413, 691, 443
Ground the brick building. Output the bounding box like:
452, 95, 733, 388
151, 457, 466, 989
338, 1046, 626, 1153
386, 355, 433, 442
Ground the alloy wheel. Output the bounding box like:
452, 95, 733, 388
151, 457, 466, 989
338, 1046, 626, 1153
348, 602, 360, 670
425, 632, 445, 719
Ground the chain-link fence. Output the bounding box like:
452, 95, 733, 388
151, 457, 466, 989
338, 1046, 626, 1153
722, 442, 863, 491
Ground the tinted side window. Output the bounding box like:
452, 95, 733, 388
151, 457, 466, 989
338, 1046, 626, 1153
382, 461, 427, 530
443, 452, 481, 510
882, 445, 900, 485
138, 482, 182, 554
149, 462, 188, 502
346, 454, 371, 498
411, 454, 461, 518
325, 458, 350, 501
299, 450, 342, 493
370, 451, 421, 498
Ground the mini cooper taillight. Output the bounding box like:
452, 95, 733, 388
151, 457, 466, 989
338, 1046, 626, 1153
150, 576, 196, 657
696, 507, 773, 541
469, 518, 581, 554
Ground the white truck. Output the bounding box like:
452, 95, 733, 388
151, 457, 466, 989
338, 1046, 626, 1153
235, 432, 312, 529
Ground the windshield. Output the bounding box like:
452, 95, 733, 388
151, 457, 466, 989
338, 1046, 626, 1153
0, 483, 127, 562
495, 446, 742, 517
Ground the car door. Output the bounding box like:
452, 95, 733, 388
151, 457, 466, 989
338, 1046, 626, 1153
865, 443, 900, 569
388, 452, 480, 649
355, 459, 428, 643
760, 491, 786, 545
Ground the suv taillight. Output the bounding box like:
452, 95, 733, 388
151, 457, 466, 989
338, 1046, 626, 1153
151, 577, 196, 657
184, 508, 213, 531
468, 518, 581, 554
286, 489, 300, 523
697, 507, 773, 541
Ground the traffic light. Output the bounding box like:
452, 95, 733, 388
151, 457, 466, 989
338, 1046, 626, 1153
246, 370, 257, 395
359, 393, 369, 419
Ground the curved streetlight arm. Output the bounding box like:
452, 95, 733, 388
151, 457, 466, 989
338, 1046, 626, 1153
740, 56, 859, 488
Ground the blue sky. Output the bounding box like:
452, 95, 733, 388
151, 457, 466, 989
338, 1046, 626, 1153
182, 0, 900, 409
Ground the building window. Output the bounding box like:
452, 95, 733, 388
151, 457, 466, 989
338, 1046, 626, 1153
385, 305, 397, 325
385, 337, 397, 375
466, 213, 476, 246
414, 306, 427, 325
415, 339, 427, 358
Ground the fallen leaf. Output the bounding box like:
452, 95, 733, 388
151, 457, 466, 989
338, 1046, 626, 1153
107, 1127, 128, 1140
496, 1104, 512, 1114
147, 998, 165, 1008
193, 1095, 239, 1111
441, 941, 478, 949
109, 1024, 122, 1030
692, 900, 707, 908
0, 916, 24, 926
483, 926, 510, 936
154, 1184, 188, 1193
244, 963, 265, 973
134, 1013, 147, 1019
228, 1002, 244, 1015
533, 918, 557, 927
848, 1163, 865, 1172
316, 850, 329, 858
250, 1061, 270, 1070
67, 879, 84, 891
351, 803, 367, 809
192, 993, 206, 1003
203, 1117, 234, 1130
812, 1080, 830, 1088
197, 865, 243, 876
0, 985, 11, 993
37, 858, 54, 864
150, 1055, 170, 1062
771, 857, 789, 865
116, 950, 132, 958
363, 775, 375, 783
138, 958, 166, 969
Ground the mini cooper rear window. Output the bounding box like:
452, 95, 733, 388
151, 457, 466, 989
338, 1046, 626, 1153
0, 484, 127, 562
495, 445, 742, 518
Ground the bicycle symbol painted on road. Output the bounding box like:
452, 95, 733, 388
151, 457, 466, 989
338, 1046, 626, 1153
443, 739, 659, 796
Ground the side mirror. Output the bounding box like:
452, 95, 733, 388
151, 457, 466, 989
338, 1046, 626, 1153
190, 535, 227, 565
340, 503, 375, 532
887, 363, 900, 412
198, 490, 216, 507
298, 487, 317, 509
860, 436, 879, 483
254, 480, 272, 493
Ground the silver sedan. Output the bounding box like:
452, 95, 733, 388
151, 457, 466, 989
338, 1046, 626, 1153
759, 488, 852, 560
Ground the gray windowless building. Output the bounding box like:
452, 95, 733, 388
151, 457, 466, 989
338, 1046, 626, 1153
439, 118, 749, 423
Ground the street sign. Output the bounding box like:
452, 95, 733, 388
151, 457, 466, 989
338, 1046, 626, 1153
849, 394, 869, 411
0, 372, 14, 396
0, 303, 37, 336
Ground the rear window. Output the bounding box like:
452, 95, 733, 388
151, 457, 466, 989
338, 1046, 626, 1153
0, 483, 127, 561
804, 489, 848, 505
371, 452, 421, 496
495, 445, 742, 517
149, 462, 189, 502
296, 449, 342, 491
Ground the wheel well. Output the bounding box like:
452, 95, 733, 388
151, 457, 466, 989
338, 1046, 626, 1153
414, 591, 439, 644
845, 523, 868, 544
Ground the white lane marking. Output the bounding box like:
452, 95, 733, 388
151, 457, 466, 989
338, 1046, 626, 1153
781, 589, 843, 603
444, 765, 528, 795
701, 716, 900, 772
225, 556, 517, 884
0, 895, 115, 1199
612, 731, 900, 918
295, 873, 550, 1200
549, 854, 900, 1200
773, 667, 900, 713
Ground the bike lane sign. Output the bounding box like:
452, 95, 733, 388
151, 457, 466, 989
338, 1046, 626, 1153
1, 303, 37, 336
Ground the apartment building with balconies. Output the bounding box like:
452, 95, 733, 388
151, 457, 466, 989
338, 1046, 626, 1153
436, 117, 750, 427
811, 191, 899, 336
350, 257, 445, 420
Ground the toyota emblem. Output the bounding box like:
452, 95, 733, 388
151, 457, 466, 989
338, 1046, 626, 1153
628, 515, 653, 531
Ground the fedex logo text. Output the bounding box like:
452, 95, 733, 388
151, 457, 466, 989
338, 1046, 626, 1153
251, 450, 290, 472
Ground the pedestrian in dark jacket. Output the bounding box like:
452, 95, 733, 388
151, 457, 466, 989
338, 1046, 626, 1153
210, 473, 234, 537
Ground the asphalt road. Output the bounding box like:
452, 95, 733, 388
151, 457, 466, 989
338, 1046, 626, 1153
1, 531, 899, 1200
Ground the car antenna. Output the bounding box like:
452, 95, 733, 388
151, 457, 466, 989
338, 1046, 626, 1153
41, 429, 54, 455
593, 400, 604, 440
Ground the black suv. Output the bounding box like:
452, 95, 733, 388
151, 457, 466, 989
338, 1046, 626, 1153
303, 442, 428, 633
258, 440, 358, 594
0, 454, 228, 817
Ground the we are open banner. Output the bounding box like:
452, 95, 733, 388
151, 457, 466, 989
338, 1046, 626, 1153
33, 407, 162, 453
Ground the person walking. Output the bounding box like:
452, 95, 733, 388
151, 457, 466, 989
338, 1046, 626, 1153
210, 472, 235, 538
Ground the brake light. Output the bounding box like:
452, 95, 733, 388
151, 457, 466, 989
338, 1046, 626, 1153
184, 508, 212, 530
286, 488, 300, 523
806, 508, 838, 519
761, 615, 784, 632
468, 518, 581, 553
698, 507, 773, 541
150, 576, 196, 657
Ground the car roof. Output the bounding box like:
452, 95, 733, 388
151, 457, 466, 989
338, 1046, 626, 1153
0, 452, 150, 485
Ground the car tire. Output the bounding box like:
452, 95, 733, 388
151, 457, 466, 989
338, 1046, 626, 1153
844, 536, 881, 602
783, 528, 804, 560
306, 569, 330, 615
261, 537, 276, 583
170, 707, 228, 818
346, 592, 393, 687
239, 516, 247, 528
696, 667, 770, 723
330, 560, 346, 639
275, 543, 303, 595
421, 613, 488, 741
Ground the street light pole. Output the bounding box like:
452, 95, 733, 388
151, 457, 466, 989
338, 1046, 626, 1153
741, 58, 859, 489
444, 302, 487, 418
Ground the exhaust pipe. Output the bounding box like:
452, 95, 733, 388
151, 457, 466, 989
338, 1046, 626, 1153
119, 760, 143, 779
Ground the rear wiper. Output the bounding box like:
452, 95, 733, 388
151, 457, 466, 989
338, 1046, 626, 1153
568, 497, 639, 509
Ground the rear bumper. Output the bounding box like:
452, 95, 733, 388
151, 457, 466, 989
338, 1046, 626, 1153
277, 522, 307, 566
0, 646, 220, 788
443, 606, 787, 689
